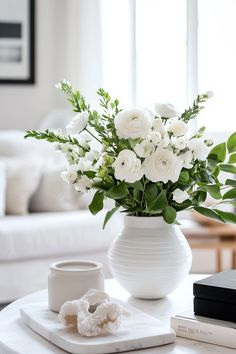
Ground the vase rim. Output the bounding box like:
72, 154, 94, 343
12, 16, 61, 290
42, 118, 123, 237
124, 215, 170, 228
49, 260, 103, 274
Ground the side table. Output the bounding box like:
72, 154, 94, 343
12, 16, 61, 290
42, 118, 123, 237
0, 275, 235, 354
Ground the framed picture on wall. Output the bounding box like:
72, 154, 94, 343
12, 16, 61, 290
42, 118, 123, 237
0, 0, 35, 84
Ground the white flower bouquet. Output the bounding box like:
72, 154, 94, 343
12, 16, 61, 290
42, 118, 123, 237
25, 81, 236, 228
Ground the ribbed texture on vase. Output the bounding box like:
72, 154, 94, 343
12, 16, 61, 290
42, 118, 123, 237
108, 221, 192, 299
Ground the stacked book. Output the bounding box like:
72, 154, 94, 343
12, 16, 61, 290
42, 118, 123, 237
171, 270, 236, 349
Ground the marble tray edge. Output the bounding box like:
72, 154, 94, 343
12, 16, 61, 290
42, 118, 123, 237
20, 303, 176, 354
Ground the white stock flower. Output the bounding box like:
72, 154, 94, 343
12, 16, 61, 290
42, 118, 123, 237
206, 90, 214, 98
60, 143, 73, 153
179, 150, 193, 169
154, 103, 178, 118
173, 137, 187, 150
75, 175, 92, 192
205, 138, 213, 147
188, 138, 209, 161
76, 158, 94, 172
144, 148, 183, 183
113, 149, 143, 183
149, 131, 162, 145
114, 109, 153, 139
172, 189, 189, 203
134, 140, 155, 158
66, 112, 89, 134
61, 170, 78, 184
85, 149, 101, 162
168, 121, 188, 137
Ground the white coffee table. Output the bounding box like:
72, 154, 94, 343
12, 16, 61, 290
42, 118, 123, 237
0, 275, 234, 354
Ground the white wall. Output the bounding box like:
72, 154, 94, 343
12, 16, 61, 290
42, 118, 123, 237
0, 0, 103, 131
0, 0, 69, 131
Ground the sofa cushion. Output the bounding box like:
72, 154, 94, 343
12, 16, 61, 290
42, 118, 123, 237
0, 210, 123, 261
29, 166, 84, 212
0, 130, 55, 157
2, 157, 42, 215
0, 163, 6, 218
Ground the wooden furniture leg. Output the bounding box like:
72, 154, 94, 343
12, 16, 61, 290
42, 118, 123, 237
216, 248, 222, 272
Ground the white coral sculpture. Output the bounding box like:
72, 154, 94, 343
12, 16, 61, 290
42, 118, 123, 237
58, 288, 130, 337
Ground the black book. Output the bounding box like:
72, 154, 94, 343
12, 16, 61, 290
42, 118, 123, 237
193, 270, 236, 305
194, 297, 236, 322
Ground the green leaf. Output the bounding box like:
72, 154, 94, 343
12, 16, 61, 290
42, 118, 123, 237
207, 157, 219, 171
83, 171, 96, 179
148, 190, 168, 213
89, 191, 104, 215
128, 138, 140, 148
106, 182, 128, 200
225, 179, 236, 187
229, 153, 236, 164
204, 184, 222, 199
212, 209, 236, 224
198, 126, 206, 134
227, 132, 236, 153
213, 165, 220, 178
103, 206, 120, 229
208, 142, 226, 162
178, 171, 189, 184
219, 164, 236, 174
129, 181, 144, 192
145, 184, 159, 208
192, 191, 207, 206
172, 199, 192, 211
223, 188, 236, 200
194, 206, 224, 223
163, 206, 177, 224
133, 189, 142, 202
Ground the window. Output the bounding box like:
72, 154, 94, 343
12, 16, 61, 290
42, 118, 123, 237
198, 0, 236, 132
100, 0, 235, 132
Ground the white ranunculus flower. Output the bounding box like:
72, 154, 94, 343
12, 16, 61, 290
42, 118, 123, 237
179, 150, 193, 169
61, 170, 78, 184
188, 138, 209, 161
154, 103, 178, 118
172, 189, 189, 203
168, 120, 188, 137
173, 137, 187, 150
134, 140, 155, 158
113, 149, 143, 183
144, 148, 183, 183
149, 131, 162, 145
153, 117, 165, 135
75, 175, 92, 192
114, 109, 153, 139
66, 112, 89, 134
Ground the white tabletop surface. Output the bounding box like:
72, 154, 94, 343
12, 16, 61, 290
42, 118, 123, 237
0, 274, 235, 354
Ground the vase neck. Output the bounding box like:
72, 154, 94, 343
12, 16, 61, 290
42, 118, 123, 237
124, 215, 171, 229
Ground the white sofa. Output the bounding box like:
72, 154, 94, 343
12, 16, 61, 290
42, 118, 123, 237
0, 210, 123, 303
0, 126, 123, 303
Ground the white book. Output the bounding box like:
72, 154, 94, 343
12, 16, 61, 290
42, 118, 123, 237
171, 311, 236, 349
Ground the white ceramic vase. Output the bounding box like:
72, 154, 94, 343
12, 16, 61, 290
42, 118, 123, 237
108, 216, 192, 299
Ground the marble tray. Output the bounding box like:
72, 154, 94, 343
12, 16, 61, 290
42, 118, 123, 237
20, 301, 175, 354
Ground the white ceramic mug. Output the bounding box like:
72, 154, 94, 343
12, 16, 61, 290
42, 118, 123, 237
48, 260, 104, 312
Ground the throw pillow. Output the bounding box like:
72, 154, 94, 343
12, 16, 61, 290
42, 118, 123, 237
3, 157, 42, 215
0, 162, 6, 218
29, 166, 83, 212
0, 130, 59, 159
